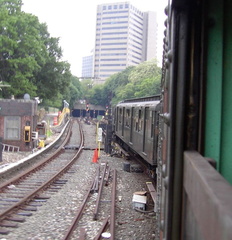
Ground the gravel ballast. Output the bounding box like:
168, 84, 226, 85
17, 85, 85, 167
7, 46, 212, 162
0, 120, 156, 240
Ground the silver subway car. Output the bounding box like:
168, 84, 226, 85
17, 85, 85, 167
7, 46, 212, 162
114, 96, 160, 167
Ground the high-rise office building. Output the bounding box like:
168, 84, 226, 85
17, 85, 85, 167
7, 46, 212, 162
93, 2, 157, 83
81, 54, 94, 79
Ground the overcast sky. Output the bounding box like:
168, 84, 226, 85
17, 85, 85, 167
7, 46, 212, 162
22, 0, 168, 77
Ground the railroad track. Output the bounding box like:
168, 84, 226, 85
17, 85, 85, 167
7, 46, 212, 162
0, 119, 155, 239
62, 164, 117, 240
0, 119, 71, 183
0, 119, 84, 235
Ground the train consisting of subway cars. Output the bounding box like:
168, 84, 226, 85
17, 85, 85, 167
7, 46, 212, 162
114, 95, 160, 168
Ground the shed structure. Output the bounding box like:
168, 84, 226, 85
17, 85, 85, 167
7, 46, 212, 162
0, 98, 38, 151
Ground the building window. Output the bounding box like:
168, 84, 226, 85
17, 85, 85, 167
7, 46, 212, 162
102, 21, 128, 25
102, 26, 128, 30
102, 31, 127, 35
102, 16, 127, 20
101, 42, 126, 46
4, 116, 21, 140
101, 48, 127, 51
103, 10, 128, 14
100, 64, 126, 66
101, 37, 127, 40
101, 58, 126, 61
101, 53, 127, 56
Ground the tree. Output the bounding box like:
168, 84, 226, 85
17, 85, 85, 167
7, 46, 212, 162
80, 59, 161, 107
0, 0, 44, 97
101, 59, 161, 105
62, 76, 82, 109
88, 84, 108, 106
104, 66, 135, 105
0, 0, 72, 106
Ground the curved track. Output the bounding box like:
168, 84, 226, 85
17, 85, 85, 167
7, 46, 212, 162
0, 119, 84, 234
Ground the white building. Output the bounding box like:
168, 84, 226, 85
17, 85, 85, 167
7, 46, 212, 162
81, 54, 94, 79
93, 2, 157, 83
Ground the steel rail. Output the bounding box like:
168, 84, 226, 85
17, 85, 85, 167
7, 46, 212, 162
93, 217, 110, 240
77, 228, 86, 240
0, 119, 84, 222
93, 162, 108, 220
93, 168, 117, 240
62, 165, 117, 240
0, 120, 72, 190
91, 166, 100, 193
105, 165, 111, 186
110, 169, 117, 240
62, 176, 96, 240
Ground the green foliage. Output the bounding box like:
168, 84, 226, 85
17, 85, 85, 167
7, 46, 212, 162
80, 59, 161, 108
125, 59, 161, 99
42, 92, 64, 109
62, 76, 82, 109
97, 59, 161, 106
0, 0, 22, 15
0, 0, 73, 108
79, 79, 94, 102
34, 60, 71, 101
102, 66, 134, 105
0, 0, 161, 110
88, 84, 107, 106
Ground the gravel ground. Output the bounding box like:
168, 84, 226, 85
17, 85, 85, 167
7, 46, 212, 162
0, 133, 59, 169
0, 119, 156, 240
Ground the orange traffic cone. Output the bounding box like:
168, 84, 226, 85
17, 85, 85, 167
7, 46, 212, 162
92, 148, 98, 163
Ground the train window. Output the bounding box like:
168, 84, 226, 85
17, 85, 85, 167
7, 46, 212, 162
126, 109, 130, 127
116, 108, 119, 131
119, 108, 122, 123
151, 111, 155, 138
135, 109, 138, 131
139, 109, 142, 119
138, 109, 143, 132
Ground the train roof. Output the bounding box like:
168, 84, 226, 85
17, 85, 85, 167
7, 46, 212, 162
116, 99, 160, 110
118, 95, 160, 104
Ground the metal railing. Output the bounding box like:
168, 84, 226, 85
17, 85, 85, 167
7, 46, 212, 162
2, 143, 19, 152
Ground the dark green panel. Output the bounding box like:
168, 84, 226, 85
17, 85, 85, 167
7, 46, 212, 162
204, 0, 223, 169
220, 0, 232, 183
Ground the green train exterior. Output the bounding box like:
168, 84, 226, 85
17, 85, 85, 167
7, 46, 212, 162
157, 0, 232, 239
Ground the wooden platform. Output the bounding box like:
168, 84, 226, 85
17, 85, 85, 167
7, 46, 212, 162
146, 182, 157, 212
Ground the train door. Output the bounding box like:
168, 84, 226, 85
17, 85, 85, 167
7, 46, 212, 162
130, 107, 134, 143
